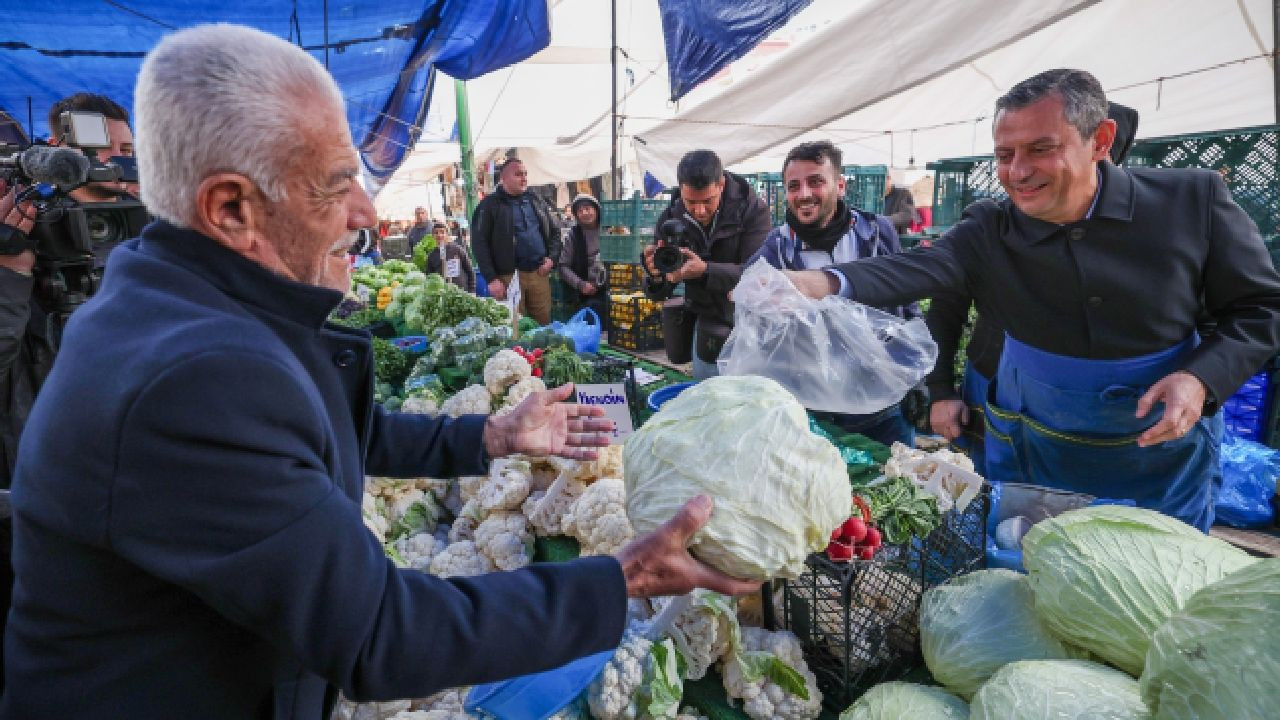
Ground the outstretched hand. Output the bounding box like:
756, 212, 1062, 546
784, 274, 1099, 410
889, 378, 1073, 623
483, 382, 614, 460
1136, 371, 1206, 447
615, 495, 761, 598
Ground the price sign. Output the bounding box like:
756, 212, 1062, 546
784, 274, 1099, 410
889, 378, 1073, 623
574, 383, 634, 443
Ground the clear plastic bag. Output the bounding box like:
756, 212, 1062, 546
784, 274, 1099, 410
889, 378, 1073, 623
718, 259, 938, 414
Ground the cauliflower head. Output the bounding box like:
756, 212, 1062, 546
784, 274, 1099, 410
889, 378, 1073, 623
391, 532, 440, 571
477, 460, 533, 512
565, 478, 634, 555
447, 499, 488, 543
587, 628, 684, 720
441, 385, 492, 417
429, 541, 495, 577
503, 376, 547, 409
401, 394, 440, 415
721, 627, 822, 720
657, 591, 737, 680
484, 349, 531, 395
472, 512, 533, 571
522, 478, 588, 537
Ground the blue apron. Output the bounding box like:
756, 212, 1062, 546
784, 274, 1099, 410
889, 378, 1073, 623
954, 361, 990, 475
984, 334, 1222, 531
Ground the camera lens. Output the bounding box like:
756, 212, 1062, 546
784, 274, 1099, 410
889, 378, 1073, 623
653, 245, 685, 274
86, 211, 122, 247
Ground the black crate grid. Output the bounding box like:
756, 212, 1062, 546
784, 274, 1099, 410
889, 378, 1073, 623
777, 491, 989, 712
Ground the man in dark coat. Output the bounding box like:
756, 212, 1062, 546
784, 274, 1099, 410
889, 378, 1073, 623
783, 69, 1280, 531
1, 25, 755, 720
643, 150, 770, 379
470, 158, 560, 324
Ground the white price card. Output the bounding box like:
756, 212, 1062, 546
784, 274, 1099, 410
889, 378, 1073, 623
575, 383, 635, 444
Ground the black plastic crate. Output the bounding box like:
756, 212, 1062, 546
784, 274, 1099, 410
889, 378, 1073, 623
611, 315, 663, 353
589, 354, 642, 427
607, 262, 644, 291
774, 491, 989, 712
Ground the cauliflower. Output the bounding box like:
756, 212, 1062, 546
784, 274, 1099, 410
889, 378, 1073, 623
477, 459, 533, 512
575, 444, 624, 482
473, 512, 533, 571
484, 349, 531, 395
522, 478, 587, 537
656, 591, 737, 680
458, 476, 489, 502
587, 625, 685, 720
415, 477, 451, 500
721, 627, 822, 720
401, 394, 440, 415
564, 478, 634, 555
391, 532, 440, 571
503, 376, 546, 409
362, 493, 390, 541
333, 697, 413, 720
677, 711, 709, 720
441, 385, 492, 417
406, 688, 478, 719
447, 499, 487, 543
881, 442, 984, 513
429, 541, 495, 577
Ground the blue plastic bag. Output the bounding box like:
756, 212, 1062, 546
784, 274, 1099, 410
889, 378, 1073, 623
550, 308, 602, 353
1216, 430, 1279, 528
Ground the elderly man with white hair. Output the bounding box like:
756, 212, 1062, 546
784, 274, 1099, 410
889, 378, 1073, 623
1, 24, 755, 719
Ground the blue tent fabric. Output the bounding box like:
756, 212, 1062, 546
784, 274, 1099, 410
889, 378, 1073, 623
0, 0, 549, 189
659, 0, 812, 101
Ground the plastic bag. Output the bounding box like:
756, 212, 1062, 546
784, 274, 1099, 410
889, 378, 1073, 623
1216, 430, 1279, 528
550, 307, 602, 353
718, 260, 938, 414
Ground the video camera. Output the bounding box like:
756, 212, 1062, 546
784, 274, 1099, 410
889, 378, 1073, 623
0, 111, 147, 317
643, 218, 700, 302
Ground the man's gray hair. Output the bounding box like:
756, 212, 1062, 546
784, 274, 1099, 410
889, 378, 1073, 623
995, 69, 1108, 140
135, 24, 346, 226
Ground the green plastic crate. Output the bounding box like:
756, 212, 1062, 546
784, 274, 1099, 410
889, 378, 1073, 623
747, 165, 888, 227
600, 232, 651, 264
600, 192, 668, 237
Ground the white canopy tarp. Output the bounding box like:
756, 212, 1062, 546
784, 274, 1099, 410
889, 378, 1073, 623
638, 0, 1277, 183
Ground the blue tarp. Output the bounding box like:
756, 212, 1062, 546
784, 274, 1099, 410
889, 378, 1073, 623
658, 0, 812, 101
0, 0, 549, 187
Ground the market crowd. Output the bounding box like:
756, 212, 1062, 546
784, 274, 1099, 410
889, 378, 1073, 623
0, 17, 1276, 720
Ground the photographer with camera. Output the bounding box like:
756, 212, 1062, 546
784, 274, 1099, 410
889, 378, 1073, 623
643, 150, 770, 379
745, 140, 923, 446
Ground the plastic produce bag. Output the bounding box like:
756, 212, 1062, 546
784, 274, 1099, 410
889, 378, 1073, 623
1216, 430, 1279, 528
719, 260, 937, 414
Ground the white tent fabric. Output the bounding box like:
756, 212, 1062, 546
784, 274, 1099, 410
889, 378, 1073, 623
638, 0, 1277, 183
378, 0, 1276, 217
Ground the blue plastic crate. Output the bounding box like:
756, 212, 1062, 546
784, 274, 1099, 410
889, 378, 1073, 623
1224, 369, 1271, 441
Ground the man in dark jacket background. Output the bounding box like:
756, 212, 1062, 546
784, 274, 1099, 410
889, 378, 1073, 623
2, 25, 755, 719
471, 158, 560, 324
644, 150, 770, 379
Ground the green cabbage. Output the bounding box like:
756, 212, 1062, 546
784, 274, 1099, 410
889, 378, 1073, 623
920, 569, 1088, 699
840, 682, 969, 719
970, 660, 1150, 720
1140, 558, 1280, 720
623, 375, 851, 580
1021, 505, 1255, 676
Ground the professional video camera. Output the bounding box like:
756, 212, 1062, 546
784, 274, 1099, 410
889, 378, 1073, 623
643, 217, 701, 302
0, 110, 147, 317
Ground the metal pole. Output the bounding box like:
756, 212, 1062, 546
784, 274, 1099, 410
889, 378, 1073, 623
611, 0, 619, 199
323, 0, 330, 69
455, 79, 478, 221
1273, 0, 1279, 124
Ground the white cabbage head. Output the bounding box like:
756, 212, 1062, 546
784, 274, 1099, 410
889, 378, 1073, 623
970, 660, 1150, 720
1021, 505, 1256, 676
624, 375, 851, 580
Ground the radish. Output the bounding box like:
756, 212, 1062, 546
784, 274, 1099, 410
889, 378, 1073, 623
842, 516, 868, 543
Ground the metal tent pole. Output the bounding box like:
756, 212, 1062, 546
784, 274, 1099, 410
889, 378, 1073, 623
455, 79, 477, 221
611, 0, 619, 199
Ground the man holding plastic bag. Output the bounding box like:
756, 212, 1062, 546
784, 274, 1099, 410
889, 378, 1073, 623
777, 69, 1280, 531
738, 140, 925, 446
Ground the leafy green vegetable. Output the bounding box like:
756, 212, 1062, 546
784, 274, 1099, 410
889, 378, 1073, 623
542, 347, 594, 388
372, 337, 413, 386
387, 498, 439, 541
840, 681, 968, 719
971, 660, 1149, 720
517, 316, 541, 333
644, 638, 686, 719
625, 375, 851, 581
1022, 505, 1256, 676
410, 235, 438, 272
1140, 558, 1280, 720
920, 569, 1089, 699
329, 307, 385, 329
858, 475, 942, 544
737, 652, 810, 701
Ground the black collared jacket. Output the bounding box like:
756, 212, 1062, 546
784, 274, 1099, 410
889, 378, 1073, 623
837, 161, 1280, 410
